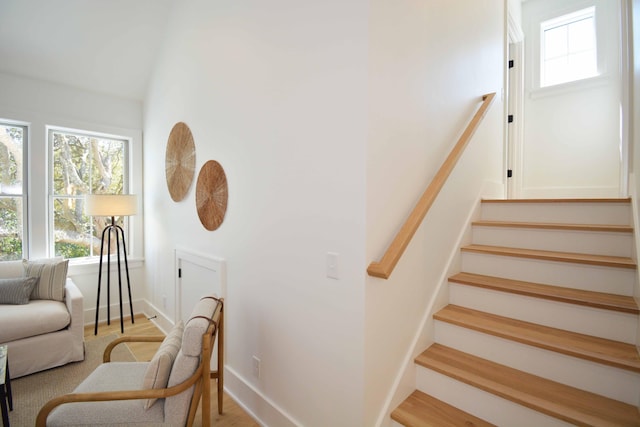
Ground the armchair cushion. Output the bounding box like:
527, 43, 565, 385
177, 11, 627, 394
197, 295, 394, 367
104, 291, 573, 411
23, 258, 69, 301
47, 362, 165, 426
0, 276, 37, 304
142, 321, 184, 410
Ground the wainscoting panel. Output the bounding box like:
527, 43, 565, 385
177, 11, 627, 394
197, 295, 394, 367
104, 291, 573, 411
175, 248, 226, 368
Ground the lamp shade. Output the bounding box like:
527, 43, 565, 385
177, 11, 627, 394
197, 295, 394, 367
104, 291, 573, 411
85, 194, 137, 216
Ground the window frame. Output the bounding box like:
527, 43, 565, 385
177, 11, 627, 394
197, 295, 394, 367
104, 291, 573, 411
528, 0, 615, 99
539, 6, 598, 88
47, 125, 134, 262
0, 119, 29, 260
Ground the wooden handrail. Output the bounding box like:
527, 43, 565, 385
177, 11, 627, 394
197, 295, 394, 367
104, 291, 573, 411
367, 93, 496, 279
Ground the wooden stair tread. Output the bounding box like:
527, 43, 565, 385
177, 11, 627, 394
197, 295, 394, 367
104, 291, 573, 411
449, 272, 639, 314
434, 305, 640, 373
391, 390, 495, 427
417, 344, 640, 427
461, 244, 637, 269
472, 220, 633, 233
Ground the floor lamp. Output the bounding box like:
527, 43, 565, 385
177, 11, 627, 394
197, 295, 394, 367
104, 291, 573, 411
85, 194, 137, 335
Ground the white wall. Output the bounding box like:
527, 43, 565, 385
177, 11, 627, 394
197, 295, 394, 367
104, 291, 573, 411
0, 72, 147, 325
630, 0, 640, 349
365, 1, 505, 425
509, 0, 523, 26
143, 1, 504, 425
142, 1, 368, 426
521, 0, 622, 198
1, 0, 506, 423
633, 1, 640, 194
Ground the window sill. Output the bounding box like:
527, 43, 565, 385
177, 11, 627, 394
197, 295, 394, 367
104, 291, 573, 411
68, 257, 144, 276
529, 73, 613, 100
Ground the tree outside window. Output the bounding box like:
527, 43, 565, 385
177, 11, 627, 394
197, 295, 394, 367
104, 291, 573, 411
51, 129, 129, 259
0, 123, 26, 260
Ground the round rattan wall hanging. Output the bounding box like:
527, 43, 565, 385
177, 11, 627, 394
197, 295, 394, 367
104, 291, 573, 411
195, 160, 228, 231
165, 122, 196, 202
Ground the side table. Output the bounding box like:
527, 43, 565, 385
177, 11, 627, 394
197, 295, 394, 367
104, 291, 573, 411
0, 344, 12, 427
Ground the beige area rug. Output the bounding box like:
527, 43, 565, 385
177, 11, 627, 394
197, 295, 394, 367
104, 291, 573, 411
8, 334, 136, 426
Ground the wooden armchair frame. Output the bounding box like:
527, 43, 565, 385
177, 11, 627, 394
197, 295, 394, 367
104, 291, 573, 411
36, 298, 224, 427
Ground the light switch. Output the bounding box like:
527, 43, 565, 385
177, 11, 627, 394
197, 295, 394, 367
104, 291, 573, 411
327, 252, 339, 279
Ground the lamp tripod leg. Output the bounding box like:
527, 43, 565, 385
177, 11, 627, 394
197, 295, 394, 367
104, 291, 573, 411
119, 227, 135, 324
107, 227, 112, 325
116, 229, 124, 333
94, 226, 109, 335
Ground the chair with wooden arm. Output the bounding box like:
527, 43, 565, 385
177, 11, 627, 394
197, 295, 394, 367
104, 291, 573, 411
36, 296, 224, 427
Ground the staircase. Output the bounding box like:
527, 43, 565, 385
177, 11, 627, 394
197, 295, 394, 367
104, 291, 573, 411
391, 199, 640, 427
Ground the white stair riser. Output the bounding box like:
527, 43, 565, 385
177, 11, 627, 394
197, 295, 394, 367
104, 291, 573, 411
448, 283, 638, 343
472, 226, 633, 257
434, 321, 640, 405
461, 252, 635, 295
415, 367, 574, 427
480, 202, 631, 225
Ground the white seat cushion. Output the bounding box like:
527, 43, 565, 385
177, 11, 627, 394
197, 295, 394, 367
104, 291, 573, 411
47, 362, 166, 426
0, 299, 70, 342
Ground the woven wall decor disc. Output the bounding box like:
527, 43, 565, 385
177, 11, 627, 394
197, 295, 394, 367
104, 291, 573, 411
196, 160, 228, 231
165, 122, 196, 202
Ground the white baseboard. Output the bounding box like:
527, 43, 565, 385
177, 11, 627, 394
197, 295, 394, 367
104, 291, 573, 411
140, 299, 174, 334
224, 365, 302, 427
84, 297, 146, 327
83, 298, 174, 334
481, 179, 506, 199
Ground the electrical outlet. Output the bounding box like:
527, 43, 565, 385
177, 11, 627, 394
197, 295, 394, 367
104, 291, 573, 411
252, 355, 261, 378
162, 294, 167, 310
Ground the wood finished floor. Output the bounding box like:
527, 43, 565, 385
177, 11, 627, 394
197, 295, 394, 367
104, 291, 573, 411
86, 314, 260, 427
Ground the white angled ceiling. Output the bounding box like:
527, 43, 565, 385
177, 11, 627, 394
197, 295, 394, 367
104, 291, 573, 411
0, 0, 174, 100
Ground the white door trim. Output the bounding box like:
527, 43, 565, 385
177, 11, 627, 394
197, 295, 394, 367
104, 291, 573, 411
619, 0, 632, 197
507, 4, 525, 199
